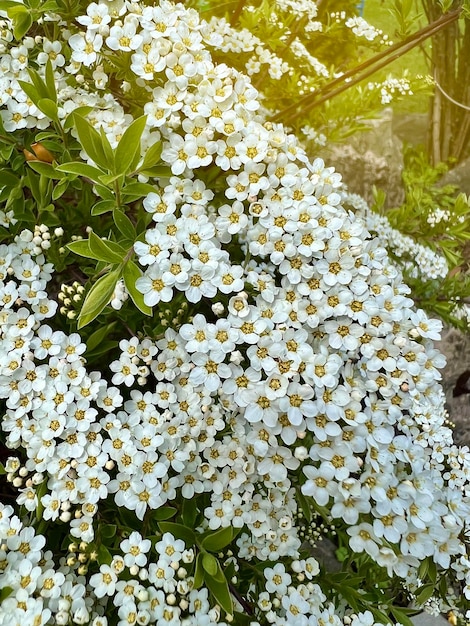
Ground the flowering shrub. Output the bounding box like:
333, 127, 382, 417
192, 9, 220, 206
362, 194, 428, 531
0, 1, 470, 626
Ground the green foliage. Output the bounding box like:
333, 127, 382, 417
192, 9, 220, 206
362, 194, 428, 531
371, 146, 470, 330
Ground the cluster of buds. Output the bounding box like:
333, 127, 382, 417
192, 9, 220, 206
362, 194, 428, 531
157, 300, 189, 330
66, 541, 97, 576
58, 281, 85, 319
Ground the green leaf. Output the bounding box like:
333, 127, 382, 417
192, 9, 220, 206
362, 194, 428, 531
0, 0, 24, 10
138, 138, 163, 172
0, 587, 13, 602
122, 260, 152, 316
17, 79, 39, 105
0, 172, 19, 188
114, 115, 147, 176
204, 569, 233, 616
35, 479, 49, 523
193, 553, 204, 589
158, 522, 196, 546
85, 322, 117, 354
77, 268, 121, 329
91, 200, 117, 216
66, 240, 93, 259
97, 544, 112, 566
0, 462, 5, 475
139, 165, 172, 178
202, 553, 218, 577
27, 161, 64, 179
182, 497, 198, 528
12, 9, 32, 39
73, 113, 111, 170
56, 161, 105, 182
93, 183, 115, 201
99, 126, 115, 170
113, 208, 136, 240
44, 59, 57, 102
52, 178, 69, 201
415, 584, 436, 607
154, 506, 178, 521
100, 524, 117, 539
89, 231, 126, 264
63, 106, 93, 131
37, 98, 59, 122
122, 181, 157, 200
200, 526, 235, 553
389, 606, 415, 626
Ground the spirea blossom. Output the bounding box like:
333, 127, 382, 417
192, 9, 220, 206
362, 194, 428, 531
0, 1, 470, 625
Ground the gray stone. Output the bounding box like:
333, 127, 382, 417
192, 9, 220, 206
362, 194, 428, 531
440, 157, 470, 196
411, 612, 449, 626
324, 109, 405, 208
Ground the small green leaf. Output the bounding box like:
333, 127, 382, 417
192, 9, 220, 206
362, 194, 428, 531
89, 231, 126, 264
200, 526, 235, 553
122, 260, 152, 316
0, 462, 5, 475
139, 165, 172, 178
85, 322, 117, 354
73, 113, 110, 170
12, 9, 32, 39
35, 479, 49, 523
158, 522, 196, 546
56, 161, 105, 182
204, 569, 233, 616
91, 200, 117, 216
63, 106, 93, 131
66, 240, 93, 259
113, 208, 136, 240
114, 115, 147, 176
335, 547, 349, 562
389, 607, 415, 626
17, 79, 39, 105
100, 524, 117, 539
99, 126, 115, 170
193, 553, 204, 589
37, 98, 59, 121
0, 587, 13, 602
0, 0, 23, 11
415, 584, 436, 607
138, 139, 163, 172
202, 553, 218, 577
27, 161, 64, 179
97, 544, 112, 566
52, 178, 69, 201
0, 172, 20, 188
154, 506, 178, 521
122, 181, 157, 200
77, 268, 121, 329
182, 497, 198, 528
44, 59, 57, 102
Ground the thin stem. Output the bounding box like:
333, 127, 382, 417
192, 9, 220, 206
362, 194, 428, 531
270, 7, 461, 124
230, 0, 246, 26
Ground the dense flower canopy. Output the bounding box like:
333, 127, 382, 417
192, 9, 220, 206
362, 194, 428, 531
0, 1, 470, 625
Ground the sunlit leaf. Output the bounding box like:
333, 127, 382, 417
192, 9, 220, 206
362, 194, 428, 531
77, 268, 121, 329
122, 260, 152, 316
114, 115, 147, 176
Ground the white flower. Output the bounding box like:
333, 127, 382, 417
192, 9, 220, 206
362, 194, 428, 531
68, 32, 103, 66
120, 531, 151, 568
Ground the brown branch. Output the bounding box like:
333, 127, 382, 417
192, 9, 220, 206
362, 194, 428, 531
230, 0, 246, 26
270, 7, 462, 124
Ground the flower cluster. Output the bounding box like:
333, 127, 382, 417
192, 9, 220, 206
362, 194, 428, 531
346, 194, 449, 281
368, 77, 413, 105
0, 0, 470, 624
